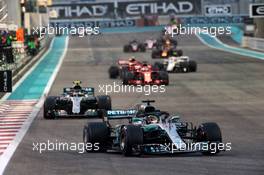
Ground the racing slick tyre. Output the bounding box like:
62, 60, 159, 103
188, 60, 197, 72
171, 39, 178, 46
151, 50, 160, 59
197, 122, 222, 155
109, 66, 119, 79
177, 49, 183, 56
159, 71, 169, 85
120, 66, 128, 79
97, 95, 112, 110
43, 96, 57, 119
122, 71, 134, 85
179, 62, 189, 73
83, 122, 109, 152
153, 62, 165, 71
123, 45, 130, 52
120, 125, 143, 156
139, 44, 146, 52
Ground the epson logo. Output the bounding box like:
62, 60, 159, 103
256, 6, 264, 15
250, 4, 264, 18
205, 5, 231, 16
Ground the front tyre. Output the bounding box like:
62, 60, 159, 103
83, 122, 109, 152
120, 125, 143, 156
108, 66, 119, 79
97, 95, 112, 110
189, 60, 197, 72
196, 122, 222, 155
43, 96, 57, 119
159, 71, 169, 85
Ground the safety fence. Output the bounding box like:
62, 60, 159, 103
242, 36, 264, 51
0, 36, 48, 70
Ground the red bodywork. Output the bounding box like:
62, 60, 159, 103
118, 59, 143, 72
118, 59, 168, 85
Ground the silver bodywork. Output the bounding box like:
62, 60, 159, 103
164, 56, 190, 72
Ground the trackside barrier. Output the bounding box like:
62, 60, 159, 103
242, 36, 264, 51
0, 35, 52, 97
0, 36, 49, 71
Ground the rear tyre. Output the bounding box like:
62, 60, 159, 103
177, 49, 183, 56
151, 50, 159, 59
139, 44, 146, 52
97, 95, 112, 110
159, 71, 169, 85
122, 71, 134, 85
120, 66, 128, 79
153, 62, 165, 71
196, 122, 222, 155
120, 125, 143, 156
43, 96, 57, 119
123, 45, 130, 52
83, 122, 109, 152
108, 66, 119, 79
172, 39, 178, 46
179, 62, 189, 73
188, 60, 197, 72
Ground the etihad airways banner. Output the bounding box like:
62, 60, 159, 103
48, 0, 202, 20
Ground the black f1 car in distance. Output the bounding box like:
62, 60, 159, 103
123, 40, 146, 52
152, 38, 183, 59
83, 100, 223, 156
43, 81, 111, 119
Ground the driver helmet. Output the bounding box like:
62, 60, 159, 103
129, 56, 136, 62
146, 115, 158, 124
73, 80, 82, 90
165, 39, 170, 45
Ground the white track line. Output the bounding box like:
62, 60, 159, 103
196, 34, 264, 60
0, 36, 69, 175
0, 38, 55, 102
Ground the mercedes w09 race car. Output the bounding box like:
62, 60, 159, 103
154, 56, 197, 73
123, 40, 146, 52
108, 58, 169, 85
43, 81, 111, 119
83, 100, 223, 156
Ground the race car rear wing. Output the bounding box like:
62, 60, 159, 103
118, 60, 129, 65
105, 109, 136, 120
63, 87, 94, 95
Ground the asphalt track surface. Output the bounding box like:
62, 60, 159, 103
4, 32, 264, 175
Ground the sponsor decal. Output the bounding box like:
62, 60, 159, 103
0, 71, 12, 92
205, 5, 232, 16
49, 19, 136, 28
118, 0, 201, 16
107, 110, 136, 116
250, 4, 264, 18
181, 16, 247, 24
48, 2, 114, 19
48, 0, 201, 19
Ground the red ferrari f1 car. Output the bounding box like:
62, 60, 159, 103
108, 58, 169, 85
